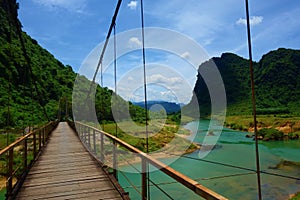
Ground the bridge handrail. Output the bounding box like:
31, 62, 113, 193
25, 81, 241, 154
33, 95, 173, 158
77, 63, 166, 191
0, 121, 55, 155
74, 121, 228, 200
0, 120, 59, 199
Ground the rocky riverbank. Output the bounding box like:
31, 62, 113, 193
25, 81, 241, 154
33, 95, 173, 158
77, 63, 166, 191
224, 115, 300, 140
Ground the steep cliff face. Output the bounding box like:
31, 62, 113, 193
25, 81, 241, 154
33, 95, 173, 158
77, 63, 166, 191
188, 48, 300, 116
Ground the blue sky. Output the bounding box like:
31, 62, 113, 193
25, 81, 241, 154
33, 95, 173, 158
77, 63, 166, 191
18, 0, 300, 103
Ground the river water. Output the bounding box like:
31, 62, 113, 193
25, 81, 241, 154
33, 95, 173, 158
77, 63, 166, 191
119, 120, 300, 200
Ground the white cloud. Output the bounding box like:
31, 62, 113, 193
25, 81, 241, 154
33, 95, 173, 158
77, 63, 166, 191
32, 0, 86, 13
148, 74, 183, 85
128, 37, 142, 48
180, 52, 190, 59
147, 0, 242, 40
236, 16, 263, 26
203, 38, 214, 46
127, 76, 134, 81
127, 1, 138, 10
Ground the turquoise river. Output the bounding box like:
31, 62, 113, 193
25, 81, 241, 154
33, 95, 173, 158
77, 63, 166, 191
119, 120, 300, 200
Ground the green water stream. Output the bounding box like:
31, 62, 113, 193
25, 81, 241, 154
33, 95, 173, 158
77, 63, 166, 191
119, 120, 300, 200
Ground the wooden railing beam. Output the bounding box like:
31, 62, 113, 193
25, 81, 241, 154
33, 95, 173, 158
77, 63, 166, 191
0, 121, 59, 199
74, 121, 228, 200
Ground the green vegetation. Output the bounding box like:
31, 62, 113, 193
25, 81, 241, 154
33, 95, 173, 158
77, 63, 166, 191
98, 117, 197, 153
185, 48, 300, 140
186, 49, 300, 117
290, 192, 300, 200
0, 0, 197, 157
257, 128, 284, 141
225, 115, 300, 140
0, 0, 147, 130
0, 0, 75, 128
0, 130, 18, 149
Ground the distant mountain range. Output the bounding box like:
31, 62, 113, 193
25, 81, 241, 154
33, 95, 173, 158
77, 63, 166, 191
186, 48, 300, 116
133, 101, 183, 114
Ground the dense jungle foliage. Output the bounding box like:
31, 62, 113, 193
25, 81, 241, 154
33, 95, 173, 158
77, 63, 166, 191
0, 0, 146, 129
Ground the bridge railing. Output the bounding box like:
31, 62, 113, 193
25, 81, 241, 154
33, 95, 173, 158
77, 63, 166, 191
70, 121, 228, 200
0, 121, 59, 199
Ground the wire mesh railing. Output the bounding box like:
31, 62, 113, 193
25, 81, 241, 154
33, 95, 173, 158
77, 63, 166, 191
70, 121, 228, 200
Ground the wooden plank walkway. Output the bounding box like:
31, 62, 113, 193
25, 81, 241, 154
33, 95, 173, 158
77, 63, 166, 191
16, 122, 125, 200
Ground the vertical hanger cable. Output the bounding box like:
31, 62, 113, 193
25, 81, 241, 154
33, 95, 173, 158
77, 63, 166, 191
245, 0, 262, 199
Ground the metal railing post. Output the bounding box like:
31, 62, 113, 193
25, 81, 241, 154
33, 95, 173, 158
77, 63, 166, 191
77, 123, 80, 137
113, 141, 117, 180
83, 126, 86, 143
100, 132, 104, 162
88, 127, 91, 147
38, 130, 42, 150
33, 133, 37, 158
24, 138, 27, 169
93, 129, 96, 153
7, 148, 14, 198
81, 124, 83, 139
42, 127, 45, 145
141, 158, 147, 200
80, 124, 82, 139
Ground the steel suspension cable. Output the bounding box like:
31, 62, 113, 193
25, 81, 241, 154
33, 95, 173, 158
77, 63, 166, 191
113, 24, 118, 137
119, 150, 299, 191
117, 154, 174, 200
6, 0, 39, 131
117, 154, 143, 196
140, 0, 150, 199
6, 0, 50, 123
165, 152, 300, 181
85, 0, 123, 103
112, 23, 118, 179
119, 170, 142, 195
244, 1, 262, 199
5, 0, 26, 131
147, 178, 174, 200
4, 0, 13, 130
168, 152, 258, 172
124, 172, 256, 189
140, 0, 148, 155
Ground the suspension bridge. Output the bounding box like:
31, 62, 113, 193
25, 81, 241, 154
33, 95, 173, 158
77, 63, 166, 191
0, 119, 228, 200
2, 0, 299, 199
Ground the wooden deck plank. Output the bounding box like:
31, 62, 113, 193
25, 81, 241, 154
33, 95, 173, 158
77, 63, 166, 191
15, 122, 124, 200
26, 164, 99, 175
16, 189, 123, 200
18, 179, 119, 197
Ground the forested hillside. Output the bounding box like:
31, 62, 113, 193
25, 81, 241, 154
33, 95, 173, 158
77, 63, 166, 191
188, 48, 300, 116
255, 48, 300, 114
0, 0, 146, 129
0, 0, 76, 127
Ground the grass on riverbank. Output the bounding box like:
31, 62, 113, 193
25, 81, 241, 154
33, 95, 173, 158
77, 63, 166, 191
224, 114, 300, 141
99, 118, 198, 153
224, 115, 300, 133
